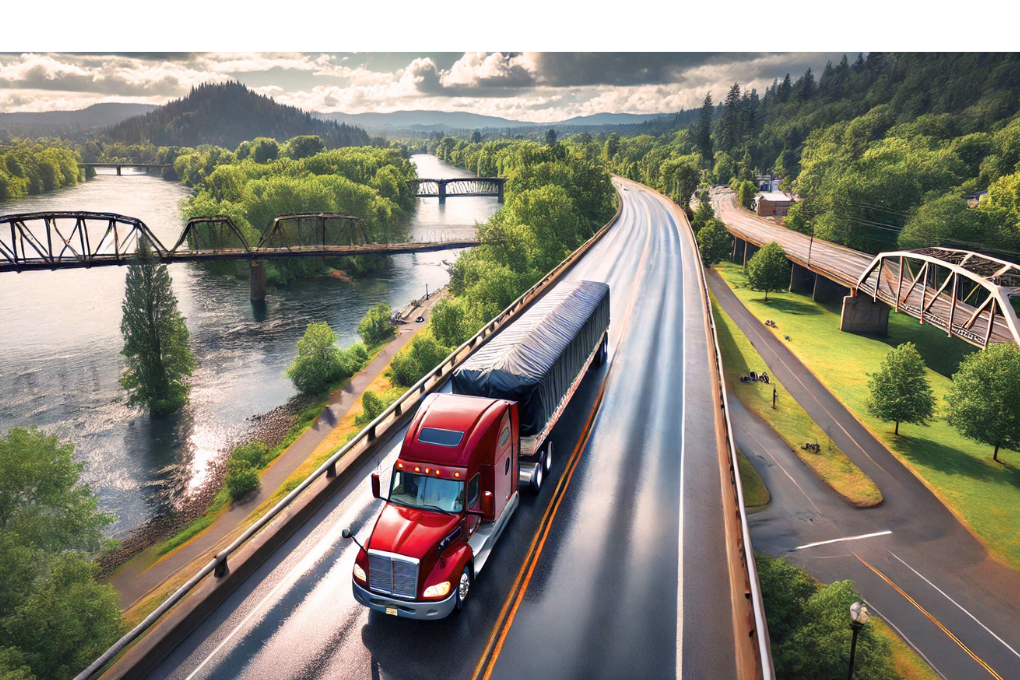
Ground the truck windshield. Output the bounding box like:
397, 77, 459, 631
389, 471, 465, 514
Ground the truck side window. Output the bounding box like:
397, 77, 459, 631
499, 427, 510, 447
468, 474, 480, 509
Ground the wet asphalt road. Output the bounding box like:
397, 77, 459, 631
144, 180, 742, 680
710, 271, 1020, 680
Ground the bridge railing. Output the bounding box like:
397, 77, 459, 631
73, 185, 622, 680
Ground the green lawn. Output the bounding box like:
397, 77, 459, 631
715, 261, 1020, 569
713, 294, 882, 507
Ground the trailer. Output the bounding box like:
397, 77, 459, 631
345, 280, 609, 619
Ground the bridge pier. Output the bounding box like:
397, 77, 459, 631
840, 294, 889, 335
812, 274, 849, 305
250, 260, 267, 302
116, 166, 122, 176
789, 262, 814, 294
743, 242, 760, 266
731, 238, 746, 264
497, 181, 504, 204
438, 181, 447, 205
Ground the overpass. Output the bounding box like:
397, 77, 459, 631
0, 211, 478, 300
411, 177, 506, 203
74, 179, 772, 680
712, 189, 1020, 348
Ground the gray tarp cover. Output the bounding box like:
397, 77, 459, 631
452, 280, 610, 438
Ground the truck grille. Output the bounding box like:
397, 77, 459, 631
368, 551, 419, 599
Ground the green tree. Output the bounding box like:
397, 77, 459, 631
120, 243, 195, 414
695, 92, 714, 161
866, 342, 935, 435
3, 553, 123, 680
249, 137, 280, 163
713, 152, 737, 185
603, 133, 620, 162
355, 390, 386, 427
745, 241, 789, 301
720, 83, 743, 153
736, 179, 758, 209
946, 343, 1020, 462
545, 129, 557, 146
390, 331, 450, 387
470, 130, 482, 144
283, 135, 325, 160
286, 322, 344, 394
696, 218, 732, 267
358, 303, 395, 346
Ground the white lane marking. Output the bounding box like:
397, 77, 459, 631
794, 530, 892, 550
867, 604, 948, 680
889, 551, 1020, 661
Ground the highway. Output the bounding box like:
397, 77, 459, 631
142, 179, 749, 680
710, 272, 1020, 680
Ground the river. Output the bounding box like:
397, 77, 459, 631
0, 154, 498, 536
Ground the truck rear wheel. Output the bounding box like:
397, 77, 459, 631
530, 458, 544, 493
543, 441, 554, 473
456, 568, 472, 610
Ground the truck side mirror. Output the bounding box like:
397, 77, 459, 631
482, 490, 494, 518
371, 473, 381, 499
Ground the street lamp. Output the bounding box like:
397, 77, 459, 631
847, 600, 871, 679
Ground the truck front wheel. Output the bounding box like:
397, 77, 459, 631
456, 569, 472, 610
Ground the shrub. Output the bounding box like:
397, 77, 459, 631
390, 331, 451, 387
358, 303, 395, 346
355, 390, 386, 426
230, 442, 269, 469
226, 461, 260, 501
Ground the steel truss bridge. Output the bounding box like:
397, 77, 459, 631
410, 177, 506, 203
0, 211, 478, 273
856, 247, 1020, 347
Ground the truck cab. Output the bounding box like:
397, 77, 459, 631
350, 393, 520, 619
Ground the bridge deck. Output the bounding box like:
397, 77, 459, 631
0, 240, 479, 273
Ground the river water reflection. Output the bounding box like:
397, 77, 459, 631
0, 154, 497, 535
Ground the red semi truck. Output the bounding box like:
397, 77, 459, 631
345, 280, 610, 619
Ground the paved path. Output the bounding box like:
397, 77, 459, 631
709, 269, 1020, 679
111, 292, 445, 609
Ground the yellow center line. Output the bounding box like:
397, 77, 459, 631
471, 198, 652, 680
854, 553, 1004, 680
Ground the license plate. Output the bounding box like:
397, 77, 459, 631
385, 607, 398, 616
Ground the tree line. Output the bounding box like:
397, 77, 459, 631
0, 139, 88, 201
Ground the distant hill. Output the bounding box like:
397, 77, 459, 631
0, 103, 158, 138
105, 82, 369, 149
317, 109, 669, 134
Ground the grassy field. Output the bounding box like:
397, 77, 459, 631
715, 261, 1020, 569
712, 294, 883, 507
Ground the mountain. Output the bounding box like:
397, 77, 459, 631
105, 82, 369, 149
317, 109, 669, 133
0, 103, 158, 137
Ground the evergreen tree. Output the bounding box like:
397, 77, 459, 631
120, 242, 195, 414
471, 130, 482, 144
744, 241, 789, 301
799, 68, 815, 100
866, 342, 935, 435
721, 83, 744, 153
545, 128, 558, 146
778, 74, 793, 103
696, 92, 714, 161
946, 343, 1020, 462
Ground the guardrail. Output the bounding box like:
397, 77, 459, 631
76, 185, 624, 680
683, 204, 775, 677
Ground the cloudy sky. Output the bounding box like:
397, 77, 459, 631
0, 52, 851, 122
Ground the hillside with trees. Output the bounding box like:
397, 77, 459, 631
604, 53, 1020, 256
104, 82, 370, 150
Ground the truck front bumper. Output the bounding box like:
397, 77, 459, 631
352, 579, 458, 620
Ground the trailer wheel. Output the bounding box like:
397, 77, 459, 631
593, 333, 608, 368
530, 459, 544, 493
455, 568, 472, 610
543, 441, 554, 473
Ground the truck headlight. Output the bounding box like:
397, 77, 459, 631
353, 563, 367, 582
423, 581, 450, 598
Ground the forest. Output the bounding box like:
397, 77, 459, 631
604, 53, 1020, 255
0, 140, 87, 201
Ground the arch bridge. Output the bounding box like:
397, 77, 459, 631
855, 247, 1020, 348
410, 177, 506, 203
